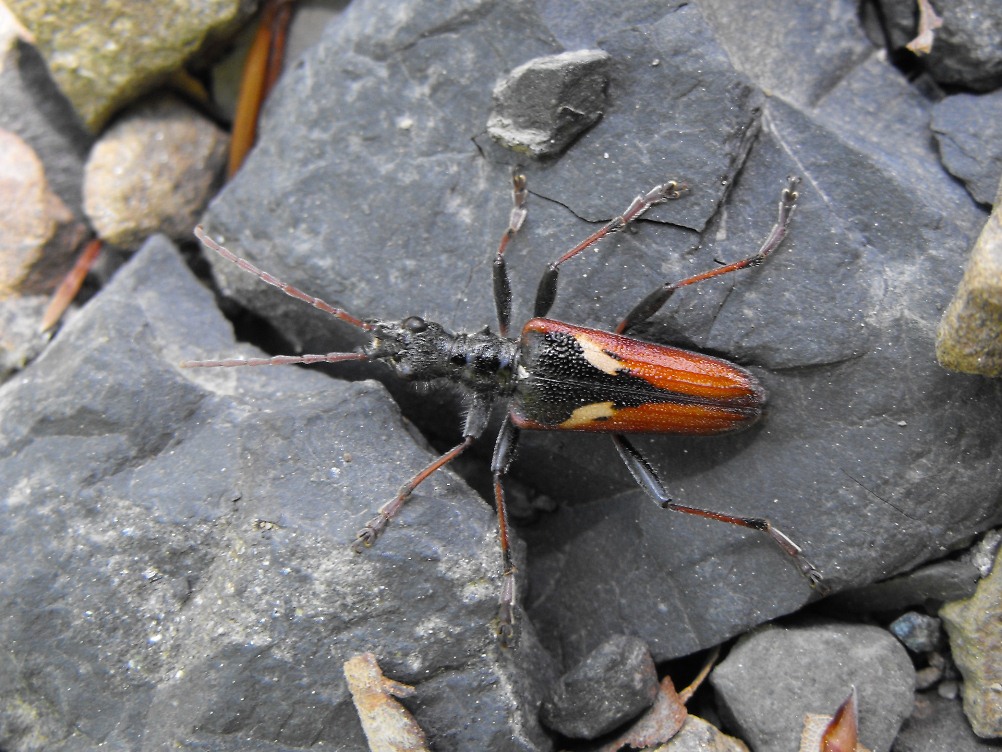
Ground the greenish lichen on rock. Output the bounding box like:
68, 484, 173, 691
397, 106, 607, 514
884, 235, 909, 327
936, 177, 1002, 376
940, 545, 1002, 738
5, 0, 255, 131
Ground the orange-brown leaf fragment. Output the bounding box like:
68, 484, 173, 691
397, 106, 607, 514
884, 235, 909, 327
800, 688, 872, 752
40, 238, 101, 333
905, 0, 943, 55
822, 688, 859, 752
228, 0, 296, 178
597, 676, 688, 752
343, 652, 429, 752
678, 645, 720, 704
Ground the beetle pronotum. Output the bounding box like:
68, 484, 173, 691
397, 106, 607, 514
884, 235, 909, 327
183, 174, 821, 644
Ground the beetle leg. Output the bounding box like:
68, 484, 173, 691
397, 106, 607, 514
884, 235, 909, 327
491, 417, 521, 646
352, 393, 491, 552
611, 433, 823, 588
534, 180, 687, 319
493, 172, 529, 337
616, 177, 800, 334
352, 435, 476, 551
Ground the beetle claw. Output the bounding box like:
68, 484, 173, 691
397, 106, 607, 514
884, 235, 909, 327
497, 605, 517, 648
351, 516, 387, 553
803, 562, 828, 594
350, 532, 373, 554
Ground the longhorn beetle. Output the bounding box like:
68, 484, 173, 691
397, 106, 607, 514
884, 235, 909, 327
183, 174, 821, 644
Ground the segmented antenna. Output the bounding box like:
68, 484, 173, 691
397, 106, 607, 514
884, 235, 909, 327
181, 352, 369, 368
194, 226, 372, 331
181, 227, 373, 369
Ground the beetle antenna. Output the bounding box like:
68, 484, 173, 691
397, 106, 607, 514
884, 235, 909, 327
194, 226, 373, 332
181, 352, 370, 369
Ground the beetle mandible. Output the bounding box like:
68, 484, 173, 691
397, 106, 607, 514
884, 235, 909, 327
184, 174, 821, 645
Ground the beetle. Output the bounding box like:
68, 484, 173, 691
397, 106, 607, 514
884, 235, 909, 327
183, 174, 821, 644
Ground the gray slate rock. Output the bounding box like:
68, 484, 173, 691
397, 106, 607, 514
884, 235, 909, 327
0, 294, 49, 379
540, 634, 659, 739
0, 236, 554, 751
875, 0, 1002, 91
825, 556, 984, 615
198, 0, 1002, 668
893, 692, 999, 752
710, 620, 916, 752
0, 30, 91, 215
932, 91, 1002, 207
699, 0, 873, 109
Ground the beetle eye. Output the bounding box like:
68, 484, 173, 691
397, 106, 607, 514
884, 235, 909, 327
402, 316, 428, 332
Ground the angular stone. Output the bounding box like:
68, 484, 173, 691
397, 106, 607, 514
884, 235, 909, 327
699, 0, 872, 109
917, 0, 1002, 91
894, 692, 999, 752
0, 294, 49, 380
488, 49, 611, 159
868, 0, 1002, 91
825, 557, 983, 614
932, 91, 1002, 207
540, 634, 658, 738
889, 611, 943, 653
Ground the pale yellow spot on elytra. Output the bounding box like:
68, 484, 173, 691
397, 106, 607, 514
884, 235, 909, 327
578, 335, 624, 375
561, 401, 616, 428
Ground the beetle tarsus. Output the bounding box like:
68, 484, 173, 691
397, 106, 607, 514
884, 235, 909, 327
497, 569, 517, 647
767, 524, 825, 589
782, 175, 800, 204
494, 171, 530, 336
791, 551, 826, 592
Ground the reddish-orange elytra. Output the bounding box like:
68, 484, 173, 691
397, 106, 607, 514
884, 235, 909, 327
512, 318, 765, 435
183, 174, 819, 645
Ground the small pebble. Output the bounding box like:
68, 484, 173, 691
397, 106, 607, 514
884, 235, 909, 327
890, 611, 943, 653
